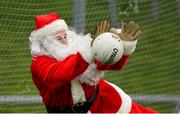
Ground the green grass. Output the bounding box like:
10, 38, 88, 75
0, 0, 180, 113
140, 103, 176, 113
0, 104, 46, 113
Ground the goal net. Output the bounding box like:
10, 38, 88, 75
0, 0, 179, 113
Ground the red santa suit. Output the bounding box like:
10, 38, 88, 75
29, 13, 157, 113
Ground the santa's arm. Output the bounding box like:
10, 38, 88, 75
31, 52, 92, 86
95, 55, 129, 70
31, 33, 94, 86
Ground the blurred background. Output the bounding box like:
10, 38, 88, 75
0, 0, 180, 112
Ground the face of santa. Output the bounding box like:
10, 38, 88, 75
54, 29, 68, 45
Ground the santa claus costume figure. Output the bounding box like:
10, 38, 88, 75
29, 12, 157, 113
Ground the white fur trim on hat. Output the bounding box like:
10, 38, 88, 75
30, 20, 69, 41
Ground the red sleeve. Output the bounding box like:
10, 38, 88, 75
31, 52, 89, 86
95, 55, 129, 70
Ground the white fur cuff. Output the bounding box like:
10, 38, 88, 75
122, 40, 137, 55
79, 37, 94, 64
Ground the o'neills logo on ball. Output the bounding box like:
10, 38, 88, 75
105, 48, 118, 64
112, 34, 121, 42
112, 34, 119, 40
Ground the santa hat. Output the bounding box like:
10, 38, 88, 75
30, 12, 69, 40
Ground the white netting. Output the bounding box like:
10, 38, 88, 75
0, 0, 180, 113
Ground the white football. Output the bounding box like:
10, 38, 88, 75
92, 32, 124, 64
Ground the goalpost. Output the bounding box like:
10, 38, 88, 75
0, 0, 180, 113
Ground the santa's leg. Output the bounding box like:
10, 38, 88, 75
106, 81, 157, 113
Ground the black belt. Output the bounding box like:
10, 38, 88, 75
46, 85, 99, 113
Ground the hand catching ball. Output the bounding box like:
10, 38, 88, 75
92, 32, 124, 64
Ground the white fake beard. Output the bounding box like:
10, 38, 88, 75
41, 32, 81, 61
30, 30, 103, 85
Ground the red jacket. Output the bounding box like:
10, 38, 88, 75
31, 52, 157, 113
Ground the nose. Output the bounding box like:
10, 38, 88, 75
64, 32, 67, 37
